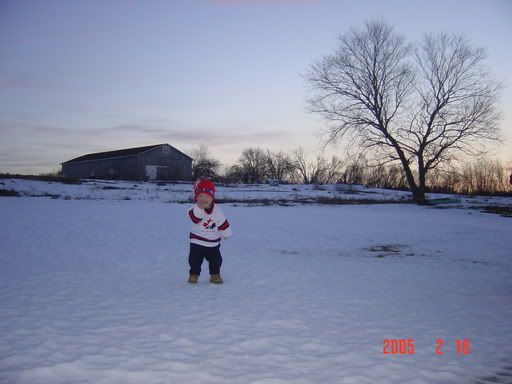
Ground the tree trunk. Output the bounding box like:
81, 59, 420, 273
391, 141, 421, 204
414, 161, 427, 205
412, 186, 426, 205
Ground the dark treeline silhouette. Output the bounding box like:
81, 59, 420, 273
190, 145, 511, 196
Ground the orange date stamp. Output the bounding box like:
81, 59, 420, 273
383, 338, 471, 355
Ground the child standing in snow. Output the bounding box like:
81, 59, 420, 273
187, 179, 232, 284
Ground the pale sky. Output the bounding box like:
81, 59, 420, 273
1, 0, 511, 174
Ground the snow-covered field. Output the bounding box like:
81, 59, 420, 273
2, 177, 512, 208
1, 178, 412, 203
1, 180, 512, 383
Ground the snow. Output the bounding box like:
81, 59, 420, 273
2, 177, 512, 208
1, 178, 413, 203
1, 180, 512, 383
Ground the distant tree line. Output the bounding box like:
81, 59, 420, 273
190, 145, 511, 196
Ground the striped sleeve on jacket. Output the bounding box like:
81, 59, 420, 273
218, 219, 230, 231
188, 205, 204, 224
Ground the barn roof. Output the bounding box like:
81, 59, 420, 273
62, 144, 192, 165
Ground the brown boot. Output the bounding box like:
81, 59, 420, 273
209, 274, 223, 284
188, 274, 199, 284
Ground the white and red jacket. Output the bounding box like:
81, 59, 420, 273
188, 203, 232, 247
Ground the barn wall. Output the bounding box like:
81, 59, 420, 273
142, 146, 192, 181
62, 144, 192, 181
62, 157, 139, 180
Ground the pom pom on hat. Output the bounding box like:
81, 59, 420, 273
193, 179, 216, 200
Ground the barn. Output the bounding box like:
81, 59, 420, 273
61, 144, 193, 181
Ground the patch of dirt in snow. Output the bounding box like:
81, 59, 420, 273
478, 206, 512, 218
279, 250, 300, 255
364, 244, 417, 258
474, 360, 512, 383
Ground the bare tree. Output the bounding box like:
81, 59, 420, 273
237, 148, 268, 184
224, 164, 245, 184
460, 159, 508, 195
340, 155, 366, 185
292, 147, 329, 184
265, 150, 296, 181
306, 20, 501, 204
324, 155, 345, 184
190, 144, 221, 180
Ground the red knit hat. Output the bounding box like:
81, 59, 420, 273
193, 179, 216, 201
